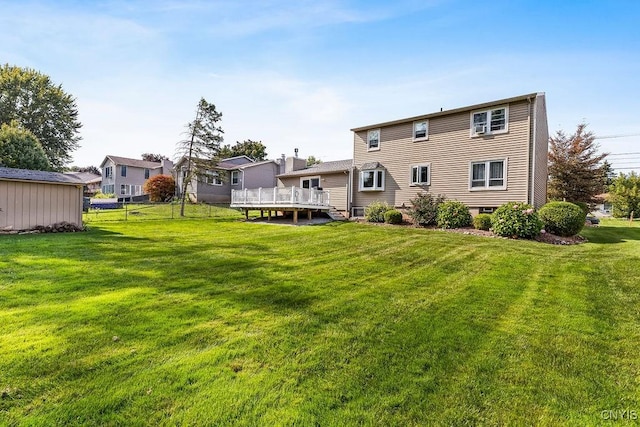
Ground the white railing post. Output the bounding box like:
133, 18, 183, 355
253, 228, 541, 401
258, 187, 262, 204
273, 187, 277, 203
326, 191, 330, 207
291, 186, 296, 203
243, 188, 247, 203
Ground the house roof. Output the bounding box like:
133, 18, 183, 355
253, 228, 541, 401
65, 172, 102, 184
174, 156, 258, 170
0, 167, 83, 185
100, 155, 164, 169
350, 92, 544, 132
277, 159, 353, 177
359, 162, 383, 170
234, 159, 277, 170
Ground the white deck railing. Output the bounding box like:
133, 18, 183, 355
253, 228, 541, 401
231, 186, 330, 208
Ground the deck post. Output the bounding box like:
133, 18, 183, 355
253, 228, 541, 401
293, 209, 298, 224
244, 209, 249, 220
308, 209, 312, 220
260, 210, 264, 218
268, 210, 272, 221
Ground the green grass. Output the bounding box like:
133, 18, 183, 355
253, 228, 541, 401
1, 218, 639, 425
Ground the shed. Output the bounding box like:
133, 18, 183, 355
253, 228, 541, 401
0, 167, 83, 230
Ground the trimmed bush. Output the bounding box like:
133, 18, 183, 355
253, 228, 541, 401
572, 201, 590, 217
473, 213, 492, 231
384, 209, 403, 224
491, 202, 543, 239
365, 201, 391, 223
408, 193, 446, 226
538, 201, 585, 237
436, 200, 472, 229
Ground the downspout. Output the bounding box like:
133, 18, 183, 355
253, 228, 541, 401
527, 95, 535, 207
348, 161, 354, 217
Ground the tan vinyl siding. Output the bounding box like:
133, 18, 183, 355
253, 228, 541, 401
278, 172, 349, 211
353, 99, 537, 210
0, 181, 82, 230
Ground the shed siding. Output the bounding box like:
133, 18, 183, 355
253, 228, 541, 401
0, 181, 82, 230
533, 94, 549, 207
352, 99, 537, 211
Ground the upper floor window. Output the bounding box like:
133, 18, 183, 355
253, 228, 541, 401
413, 120, 428, 141
410, 164, 430, 186
301, 176, 320, 189
231, 171, 239, 185
471, 106, 508, 136
104, 166, 113, 178
120, 165, 127, 177
367, 129, 380, 151
144, 168, 150, 179
470, 159, 506, 190
359, 169, 385, 191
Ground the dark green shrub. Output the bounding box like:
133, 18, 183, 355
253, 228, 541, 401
384, 209, 403, 224
473, 213, 492, 231
491, 202, 543, 239
408, 193, 446, 226
572, 201, 590, 217
365, 201, 391, 223
436, 200, 472, 229
538, 201, 585, 237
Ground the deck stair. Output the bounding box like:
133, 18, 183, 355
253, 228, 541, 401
327, 207, 348, 221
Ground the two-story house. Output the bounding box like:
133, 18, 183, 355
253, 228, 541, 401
175, 155, 281, 203
100, 156, 174, 201
349, 93, 548, 216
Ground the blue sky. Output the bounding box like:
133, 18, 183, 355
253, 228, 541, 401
1, 0, 639, 172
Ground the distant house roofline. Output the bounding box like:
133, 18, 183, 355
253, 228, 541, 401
350, 92, 544, 132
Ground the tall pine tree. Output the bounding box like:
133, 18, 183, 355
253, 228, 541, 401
548, 123, 608, 205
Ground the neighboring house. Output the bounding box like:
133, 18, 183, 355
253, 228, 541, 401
100, 156, 174, 202
175, 155, 280, 203
0, 167, 83, 230
277, 158, 353, 213
349, 92, 549, 216
65, 171, 101, 197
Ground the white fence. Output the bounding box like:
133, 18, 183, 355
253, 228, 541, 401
231, 187, 330, 208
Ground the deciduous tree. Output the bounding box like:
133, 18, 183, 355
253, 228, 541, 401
175, 98, 224, 216
548, 123, 608, 205
609, 172, 640, 219
141, 153, 169, 162
143, 174, 176, 202
0, 64, 81, 170
0, 121, 50, 170
219, 140, 267, 161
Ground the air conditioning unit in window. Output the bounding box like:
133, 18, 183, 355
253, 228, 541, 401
474, 125, 486, 134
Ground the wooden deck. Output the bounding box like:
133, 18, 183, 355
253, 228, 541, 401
230, 187, 331, 223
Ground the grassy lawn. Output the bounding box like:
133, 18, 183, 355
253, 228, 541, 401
1, 218, 639, 425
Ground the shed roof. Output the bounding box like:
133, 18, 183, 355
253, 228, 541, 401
0, 167, 83, 185
277, 159, 353, 177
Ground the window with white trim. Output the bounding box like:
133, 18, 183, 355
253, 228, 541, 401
471, 106, 508, 136
359, 169, 385, 191
104, 166, 113, 178
120, 184, 129, 195
231, 171, 239, 185
413, 120, 428, 141
207, 171, 223, 186
367, 129, 380, 151
470, 160, 506, 190
301, 176, 320, 189
410, 164, 430, 186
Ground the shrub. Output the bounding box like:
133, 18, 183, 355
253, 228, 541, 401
473, 213, 492, 231
384, 209, 403, 224
572, 201, 590, 217
408, 193, 446, 226
491, 202, 543, 239
365, 201, 391, 223
538, 201, 585, 237
143, 174, 176, 202
436, 200, 472, 229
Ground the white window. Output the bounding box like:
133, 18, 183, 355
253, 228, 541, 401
120, 184, 129, 195
359, 169, 385, 191
231, 171, 239, 185
410, 164, 430, 186
413, 120, 428, 141
207, 171, 223, 186
470, 106, 508, 136
301, 176, 320, 189
102, 184, 114, 194
104, 166, 113, 178
367, 129, 380, 151
470, 160, 507, 190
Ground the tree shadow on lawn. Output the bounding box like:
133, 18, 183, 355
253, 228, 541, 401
581, 226, 640, 244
